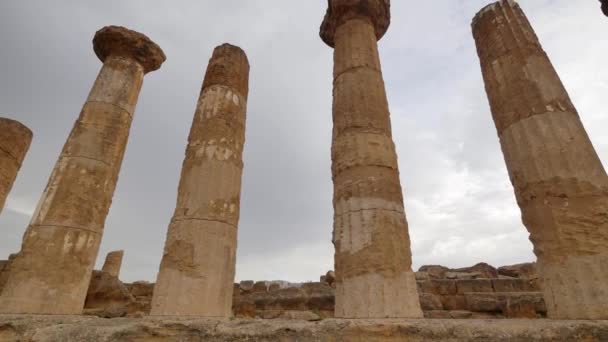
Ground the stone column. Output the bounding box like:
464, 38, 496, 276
0, 26, 165, 315
320, 0, 423, 318
473, 0, 608, 319
150, 44, 249, 317
0, 118, 32, 215
101, 250, 124, 278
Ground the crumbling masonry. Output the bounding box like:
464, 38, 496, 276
151, 44, 249, 317
320, 0, 423, 318
473, 0, 608, 319
0, 118, 32, 215
0, 26, 165, 314
101, 250, 124, 278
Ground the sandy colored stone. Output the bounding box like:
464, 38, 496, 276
83, 270, 134, 315
93, 26, 165, 74
452, 263, 498, 279
419, 293, 443, 311
101, 250, 124, 278
418, 265, 449, 279
0, 118, 32, 215
151, 44, 249, 317
456, 279, 494, 294
498, 262, 537, 279
0, 26, 164, 315
472, 0, 608, 320
320, 0, 422, 319
5, 316, 608, 341
492, 278, 540, 293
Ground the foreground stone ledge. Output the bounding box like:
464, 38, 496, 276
1, 316, 608, 341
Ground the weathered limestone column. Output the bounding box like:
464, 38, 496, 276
101, 250, 124, 278
150, 44, 249, 317
473, 0, 608, 319
320, 0, 423, 318
0, 118, 32, 215
0, 26, 165, 315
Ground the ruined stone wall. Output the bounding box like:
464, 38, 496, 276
79, 262, 544, 320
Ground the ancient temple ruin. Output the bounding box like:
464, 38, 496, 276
0, 1, 608, 339
320, 0, 422, 318
0, 26, 165, 314
473, 0, 608, 320
0, 119, 32, 216
151, 44, 249, 317
101, 250, 124, 279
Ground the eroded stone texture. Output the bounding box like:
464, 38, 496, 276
320, 0, 422, 318
101, 250, 124, 278
0, 118, 32, 215
473, 0, 608, 319
0, 26, 165, 315
150, 44, 249, 317
3, 316, 608, 341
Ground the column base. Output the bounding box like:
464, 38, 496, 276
335, 271, 423, 318
539, 254, 608, 319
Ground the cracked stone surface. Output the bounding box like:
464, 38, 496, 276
151, 44, 249, 317
0, 118, 32, 215
320, 0, 422, 318
0, 26, 165, 315
473, 0, 608, 319
101, 250, 124, 278
1, 316, 608, 341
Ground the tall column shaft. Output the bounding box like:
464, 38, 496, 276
0, 26, 165, 314
473, 0, 608, 319
101, 250, 124, 278
0, 118, 32, 215
151, 44, 249, 317
321, 0, 422, 318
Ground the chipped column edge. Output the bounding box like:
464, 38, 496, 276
471, 0, 518, 28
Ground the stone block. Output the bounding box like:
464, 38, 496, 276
497, 263, 537, 279
456, 279, 494, 294
127, 281, 154, 298
415, 271, 431, 281
418, 265, 449, 279
441, 295, 467, 311
423, 310, 451, 319
419, 293, 443, 311
451, 263, 498, 278
419, 280, 457, 295
252, 281, 269, 293
492, 278, 539, 292
464, 293, 503, 312
239, 280, 255, 292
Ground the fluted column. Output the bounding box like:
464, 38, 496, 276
473, 0, 608, 319
151, 44, 249, 317
0, 26, 165, 314
320, 0, 422, 318
101, 250, 124, 278
0, 118, 32, 215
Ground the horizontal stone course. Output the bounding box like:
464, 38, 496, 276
2, 316, 608, 341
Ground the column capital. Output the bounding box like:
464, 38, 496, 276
320, 0, 391, 47
93, 26, 166, 74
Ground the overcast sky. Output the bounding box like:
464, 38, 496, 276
1, 1, 607, 283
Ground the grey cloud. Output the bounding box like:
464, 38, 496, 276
0, 1, 606, 283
